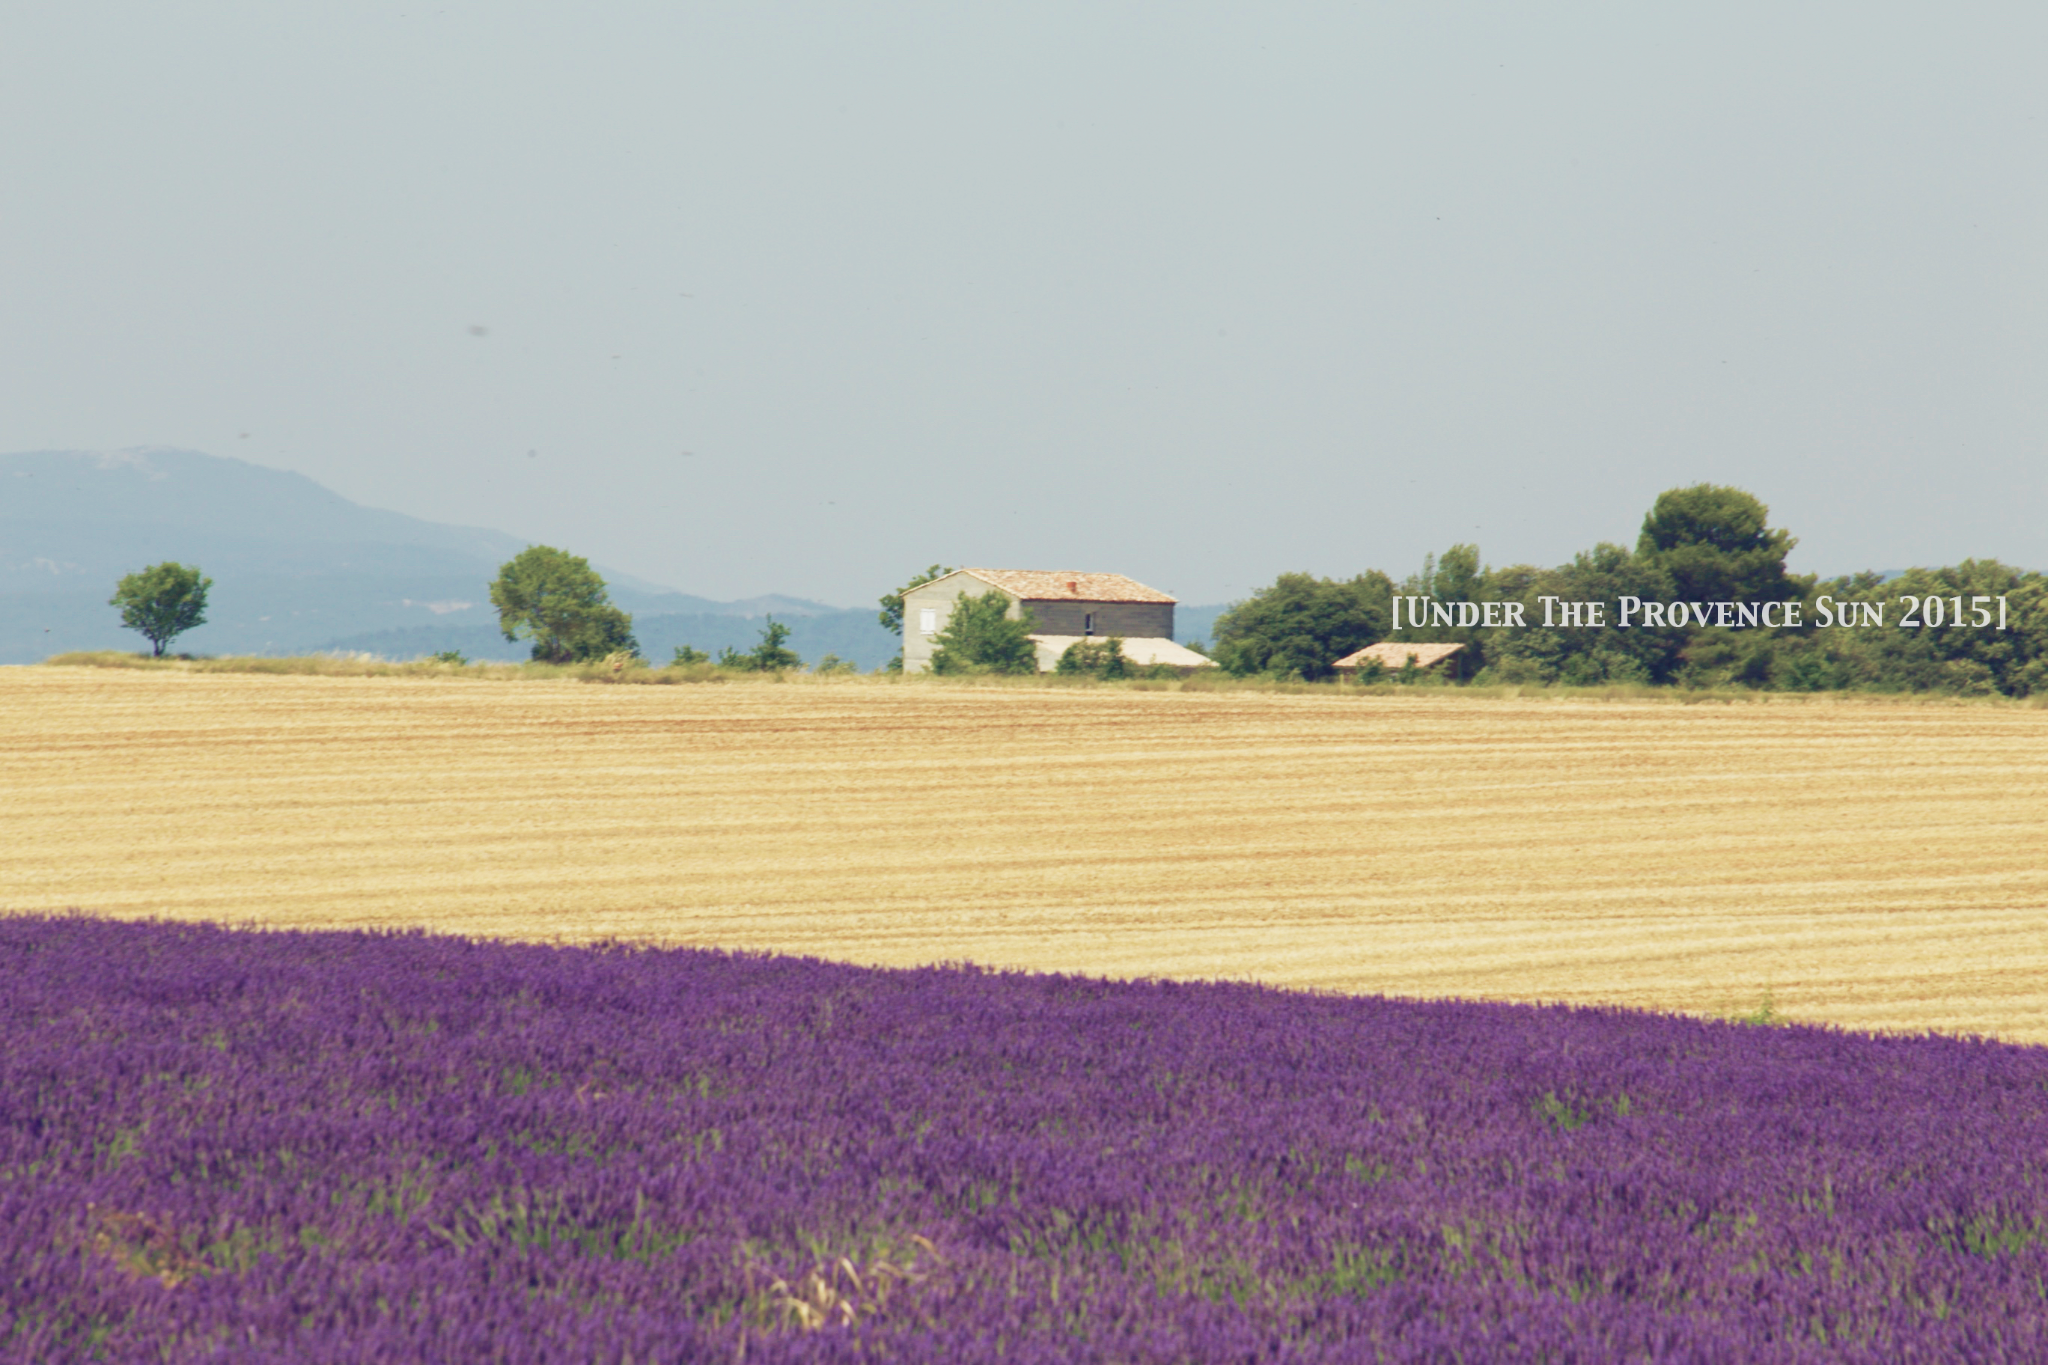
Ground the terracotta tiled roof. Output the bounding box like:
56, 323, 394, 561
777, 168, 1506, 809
951, 569, 1177, 604
1332, 642, 1467, 670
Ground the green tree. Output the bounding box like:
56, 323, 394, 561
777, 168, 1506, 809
719, 617, 803, 672
1386, 543, 1493, 671
1421, 543, 1485, 604
1793, 561, 2048, 696
753, 617, 801, 670
1210, 572, 1392, 680
109, 561, 212, 657
1637, 485, 1804, 606
930, 589, 1039, 675
670, 645, 710, 666
489, 546, 637, 663
1478, 489, 1809, 688
1482, 544, 1678, 685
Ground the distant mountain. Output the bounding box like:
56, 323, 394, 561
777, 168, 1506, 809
1, 447, 892, 665
1176, 604, 1227, 648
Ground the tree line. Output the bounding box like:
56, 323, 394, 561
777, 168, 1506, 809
99, 488, 2047, 695
100, 546, 827, 672
104, 546, 1152, 678
483, 547, 825, 671
1206, 485, 2048, 696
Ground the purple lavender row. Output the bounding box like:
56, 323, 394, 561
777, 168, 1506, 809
3, 915, 2046, 1362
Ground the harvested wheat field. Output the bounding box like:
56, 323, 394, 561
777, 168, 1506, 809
5, 665, 2048, 1042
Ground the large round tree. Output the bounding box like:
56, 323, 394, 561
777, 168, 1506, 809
1636, 484, 1802, 606
489, 546, 638, 663
109, 561, 212, 657
1210, 571, 1392, 680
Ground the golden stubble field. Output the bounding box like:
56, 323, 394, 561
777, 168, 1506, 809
5, 666, 2047, 1042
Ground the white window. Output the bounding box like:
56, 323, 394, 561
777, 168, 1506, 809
918, 608, 938, 636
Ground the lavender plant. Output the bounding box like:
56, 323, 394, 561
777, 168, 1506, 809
3, 916, 2046, 1362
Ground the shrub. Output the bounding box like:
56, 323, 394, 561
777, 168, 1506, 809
720, 618, 803, 672
1054, 637, 1131, 679
930, 590, 1038, 675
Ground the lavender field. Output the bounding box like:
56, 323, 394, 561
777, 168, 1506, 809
4, 918, 2047, 1362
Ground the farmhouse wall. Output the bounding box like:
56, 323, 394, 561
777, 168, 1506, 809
901, 579, 978, 673
1021, 600, 1174, 639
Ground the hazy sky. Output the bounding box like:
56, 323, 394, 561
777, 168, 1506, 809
5, 4, 2044, 605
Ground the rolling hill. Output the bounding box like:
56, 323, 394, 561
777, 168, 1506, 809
3, 448, 1230, 668
0, 448, 901, 666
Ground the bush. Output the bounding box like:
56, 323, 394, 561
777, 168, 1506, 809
930, 590, 1039, 675
1055, 637, 1131, 679
719, 617, 803, 672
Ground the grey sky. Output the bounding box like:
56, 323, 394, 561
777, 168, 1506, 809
5, 3, 2043, 605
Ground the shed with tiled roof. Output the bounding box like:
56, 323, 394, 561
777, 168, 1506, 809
901, 568, 1192, 674
1331, 641, 1467, 675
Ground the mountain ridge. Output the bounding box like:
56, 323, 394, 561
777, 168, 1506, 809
4, 447, 1226, 668
1, 448, 885, 664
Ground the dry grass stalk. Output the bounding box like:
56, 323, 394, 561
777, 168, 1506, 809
769, 1237, 936, 1331
84, 1205, 207, 1288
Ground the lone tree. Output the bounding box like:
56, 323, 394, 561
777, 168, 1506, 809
930, 589, 1039, 675
489, 546, 638, 663
718, 617, 804, 672
109, 561, 212, 657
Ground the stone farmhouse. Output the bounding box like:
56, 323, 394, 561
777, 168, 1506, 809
901, 569, 1216, 674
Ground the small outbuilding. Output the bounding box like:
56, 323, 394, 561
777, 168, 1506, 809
901, 568, 1215, 674
1332, 641, 1468, 677
1026, 636, 1216, 672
